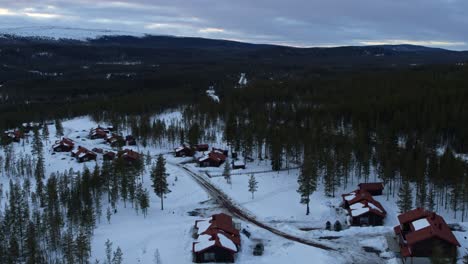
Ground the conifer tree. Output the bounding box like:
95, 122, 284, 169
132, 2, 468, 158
112, 247, 123, 264
248, 174, 258, 199
223, 162, 231, 185
55, 119, 64, 137
151, 155, 170, 210
397, 180, 413, 213
297, 157, 318, 215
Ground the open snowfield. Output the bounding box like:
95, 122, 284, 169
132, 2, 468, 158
2, 111, 468, 263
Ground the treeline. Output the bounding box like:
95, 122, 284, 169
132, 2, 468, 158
0, 128, 150, 263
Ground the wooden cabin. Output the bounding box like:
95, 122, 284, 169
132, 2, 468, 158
118, 149, 141, 165
107, 134, 125, 147
192, 213, 240, 263
52, 138, 75, 152
3, 130, 23, 143
22, 122, 41, 133
212, 148, 228, 156
394, 208, 460, 263
358, 182, 384, 196
195, 144, 209, 151
199, 151, 226, 167
342, 189, 386, 226
175, 144, 194, 157
92, 148, 103, 154
72, 146, 97, 163
103, 151, 116, 161
89, 127, 109, 139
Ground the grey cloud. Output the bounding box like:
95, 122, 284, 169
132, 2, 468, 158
0, 0, 466, 49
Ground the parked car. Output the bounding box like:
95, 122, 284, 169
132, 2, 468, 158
253, 243, 264, 256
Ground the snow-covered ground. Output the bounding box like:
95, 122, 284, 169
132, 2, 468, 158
2, 112, 468, 263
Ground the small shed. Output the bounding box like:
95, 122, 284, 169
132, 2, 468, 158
358, 182, 384, 196
232, 160, 246, 170
125, 135, 137, 146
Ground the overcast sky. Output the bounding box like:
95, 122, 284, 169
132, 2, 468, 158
0, 0, 467, 50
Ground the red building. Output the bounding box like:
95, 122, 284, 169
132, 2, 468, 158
192, 213, 240, 263
175, 144, 194, 157
195, 144, 209, 151
118, 149, 141, 165
342, 189, 386, 226
107, 134, 125, 147
72, 146, 97, 163
89, 127, 109, 139
394, 208, 460, 263
358, 182, 384, 196
199, 151, 227, 167
103, 151, 116, 161
52, 138, 75, 152
3, 130, 23, 143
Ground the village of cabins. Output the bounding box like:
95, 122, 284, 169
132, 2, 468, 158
2, 124, 462, 264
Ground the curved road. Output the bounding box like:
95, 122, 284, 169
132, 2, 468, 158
177, 164, 336, 251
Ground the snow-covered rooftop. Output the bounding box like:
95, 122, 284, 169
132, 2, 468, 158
193, 234, 215, 252
349, 202, 370, 217
218, 233, 237, 252
412, 218, 430, 231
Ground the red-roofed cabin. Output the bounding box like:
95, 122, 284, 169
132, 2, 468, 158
175, 144, 194, 157
195, 144, 209, 151
3, 130, 23, 143
118, 149, 141, 165
192, 213, 240, 263
358, 182, 384, 196
89, 127, 109, 139
394, 208, 460, 262
52, 138, 74, 152
107, 134, 125, 147
103, 151, 116, 161
342, 189, 386, 226
72, 146, 97, 163
199, 151, 226, 167
212, 147, 228, 156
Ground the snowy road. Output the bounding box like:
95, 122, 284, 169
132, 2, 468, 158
173, 163, 336, 251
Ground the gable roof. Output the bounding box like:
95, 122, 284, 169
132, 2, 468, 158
397, 208, 460, 247
342, 189, 387, 218
358, 182, 384, 192
193, 213, 240, 254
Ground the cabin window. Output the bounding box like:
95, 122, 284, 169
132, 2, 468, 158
204, 252, 215, 261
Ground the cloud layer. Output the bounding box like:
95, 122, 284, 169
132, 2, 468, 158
0, 0, 467, 50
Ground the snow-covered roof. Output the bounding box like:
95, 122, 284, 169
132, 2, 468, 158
411, 218, 430, 231
199, 155, 210, 162
233, 160, 245, 166
196, 220, 212, 235
193, 234, 216, 252
78, 152, 87, 158
343, 192, 356, 201
218, 233, 237, 252
349, 202, 370, 217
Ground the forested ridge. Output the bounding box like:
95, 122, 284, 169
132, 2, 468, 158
0, 35, 468, 263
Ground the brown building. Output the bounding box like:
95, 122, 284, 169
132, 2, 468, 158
107, 134, 125, 147
394, 208, 460, 263
175, 144, 194, 157
3, 130, 23, 143
342, 189, 386, 226
199, 151, 227, 167
52, 138, 75, 152
89, 127, 109, 139
192, 213, 240, 263
118, 149, 141, 165
103, 151, 116, 161
125, 135, 137, 146
358, 182, 384, 196
195, 144, 209, 151
72, 146, 97, 163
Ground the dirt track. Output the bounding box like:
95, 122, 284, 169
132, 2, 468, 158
178, 165, 336, 251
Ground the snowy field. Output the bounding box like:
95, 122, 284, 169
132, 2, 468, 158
2, 112, 468, 263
